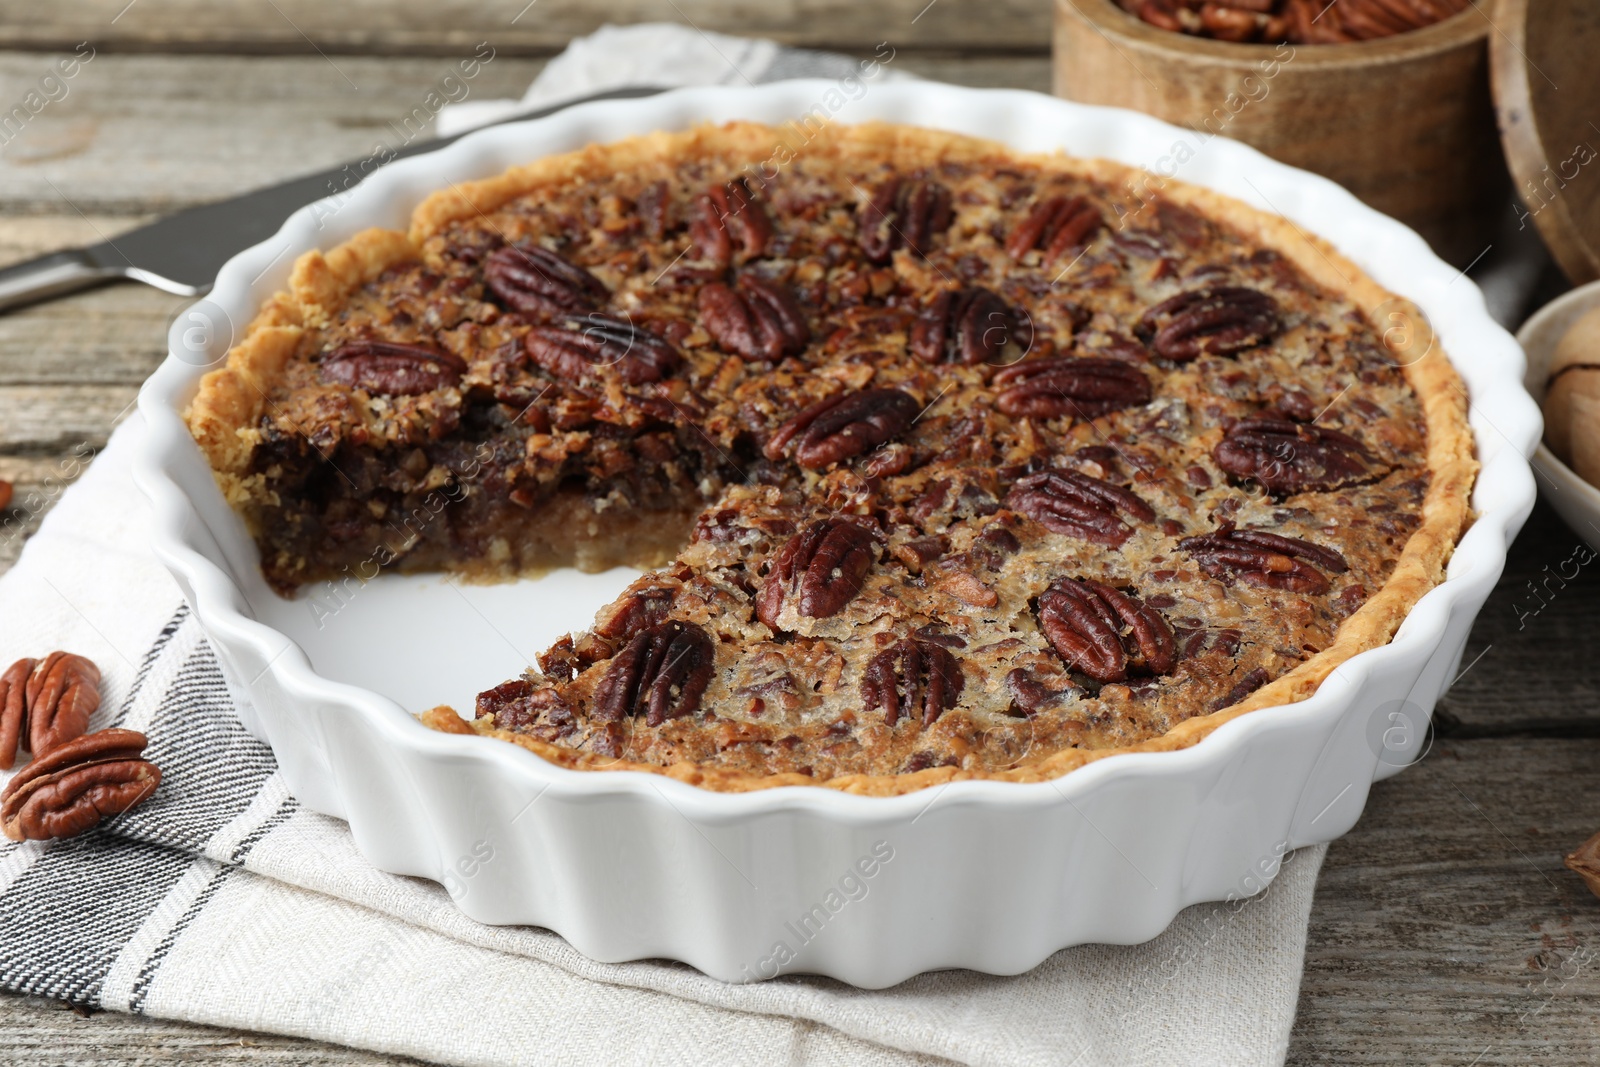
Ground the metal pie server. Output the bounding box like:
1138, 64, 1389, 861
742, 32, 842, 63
0, 85, 665, 315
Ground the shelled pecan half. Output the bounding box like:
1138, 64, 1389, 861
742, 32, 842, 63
1214, 417, 1379, 494
595, 584, 679, 644
858, 177, 953, 264
690, 178, 774, 267
764, 388, 921, 469
320, 341, 468, 396
698, 274, 810, 362
0, 652, 101, 771
1037, 578, 1177, 683
524, 314, 682, 385
862, 637, 965, 728
1004, 469, 1155, 546
756, 519, 877, 630
993, 355, 1152, 419
1, 728, 160, 842
1135, 286, 1281, 362
483, 244, 608, 320
1178, 524, 1348, 594
0, 657, 33, 771
593, 620, 716, 727
1005, 195, 1103, 263
910, 286, 1032, 365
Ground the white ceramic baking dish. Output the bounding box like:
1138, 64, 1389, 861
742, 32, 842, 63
132, 80, 1538, 988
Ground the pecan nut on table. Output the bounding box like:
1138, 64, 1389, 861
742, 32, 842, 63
1119, 0, 1470, 44
0, 652, 162, 841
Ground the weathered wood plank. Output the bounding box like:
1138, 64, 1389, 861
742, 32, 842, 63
0, 992, 422, 1065
0, 288, 185, 387
0, 53, 1050, 216
1289, 737, 1600, 1065
1437, 500, 1600, 733
0, 385, 138, 452
0, 52, 548, 214
0, 1, 1053, 56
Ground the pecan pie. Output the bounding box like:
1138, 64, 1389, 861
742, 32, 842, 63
186, 122, 1475, 795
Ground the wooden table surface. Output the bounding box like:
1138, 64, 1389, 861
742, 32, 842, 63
1, 3, 1597, 1063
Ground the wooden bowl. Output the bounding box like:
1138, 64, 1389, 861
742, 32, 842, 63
1053, 0, 1505, 266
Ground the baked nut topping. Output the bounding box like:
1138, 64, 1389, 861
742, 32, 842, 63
1006, 195, 1103, 264
1179, 524, 1348, 595
859, 177, 953, 263
1004, 469, 1154, 546
1214, 417, 1379, 494
183, 122, 1475, 793
1038, 579, 1177, 684
757, 519, 878, 629
764, 388, 920, 469
594, 620, 716, 727
483, 244, 608, 319
862, 637, 964, 728
1136, 286, 1281, 363
992, 356, 1152, 419
699, 274, 810, 362
320, 341, 466, 396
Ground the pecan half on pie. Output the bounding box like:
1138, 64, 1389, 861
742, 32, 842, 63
186, 122, 1475, 795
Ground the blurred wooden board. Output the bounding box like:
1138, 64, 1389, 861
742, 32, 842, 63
0, 1, 1053, 55
1492, 0, 1600, 285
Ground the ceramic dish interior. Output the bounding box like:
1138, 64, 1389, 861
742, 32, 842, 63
1517, 279, 1600, 553
133, 81, 1538, 987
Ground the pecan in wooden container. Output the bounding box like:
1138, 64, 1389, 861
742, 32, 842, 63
1053, 0, 1503, 265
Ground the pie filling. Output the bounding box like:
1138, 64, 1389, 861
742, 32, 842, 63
186, 122, 1474, 793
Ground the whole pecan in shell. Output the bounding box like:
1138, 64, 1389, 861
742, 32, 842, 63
690, 179, 774, 267
858, 177, 953, 264
593, 620, 715, 727
320, 341, 468, 396
764, 388, 920, 470
1213, 417, 1377, 494
1135, 286, 1281, 362
524, 315, 682, 385
0, 728, 160, 842
1005, 195, 1103, 263
483, 244, 608, 320
910, 286, 1032, 365
1178, 524, 1349, 595
993, 356, 1152, 419
862, 638, 965, 728
1037, 579, 1176, 683
756, 519, 876, 630
698, 274, 810, 362
1004, 469, 1155, 546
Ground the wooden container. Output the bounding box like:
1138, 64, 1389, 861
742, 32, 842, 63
1492, 0, 1600, 285
1053, 0, 1505, 266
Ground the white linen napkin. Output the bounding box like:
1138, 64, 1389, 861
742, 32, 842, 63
435, 22, 910, 137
